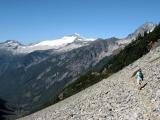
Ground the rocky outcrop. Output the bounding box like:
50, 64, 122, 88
126, 22, 156, 40
19, 45, 160, 120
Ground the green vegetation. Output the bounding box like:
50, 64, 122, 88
60, 24, 160, 100
39, 24, 160, 114
62, 73, 107, 98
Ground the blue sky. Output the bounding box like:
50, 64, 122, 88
0, 0, 160, 44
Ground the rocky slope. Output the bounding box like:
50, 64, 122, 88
0, 22, 156, 118
0, 37, 120, 117
19, 45, 160, 120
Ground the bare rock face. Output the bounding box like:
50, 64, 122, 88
126, 22, 156, 40
117, 22, 156, 45
19, 45, 160, 120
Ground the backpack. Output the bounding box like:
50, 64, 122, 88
139, 71, 143, 80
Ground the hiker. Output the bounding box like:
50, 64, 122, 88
135, 69, 143, 86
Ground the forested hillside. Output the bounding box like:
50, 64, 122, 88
59, 24, 160, 102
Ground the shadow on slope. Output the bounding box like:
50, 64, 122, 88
0, 98, 15, 120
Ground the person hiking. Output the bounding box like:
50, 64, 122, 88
135, 68, 143, 86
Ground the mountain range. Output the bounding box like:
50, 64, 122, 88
0, 22, 156, 118
19, 37, 160, 120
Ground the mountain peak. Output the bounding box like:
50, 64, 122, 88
143, 22, 155, 26
4, 40, 20, 44
139, 22, 156, 31
126, 22, 156, 40
33, 35, 78, 47
65, 33, 80, 38
1, 40, 22, 47
73, 33, 80, 37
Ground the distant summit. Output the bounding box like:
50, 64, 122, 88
0, 22, 159, 119
126, 22, 156, 40
117, 22, 156, 45
0, 34, 95, 54
2, 40, 22, 46
0, 22, 157, 54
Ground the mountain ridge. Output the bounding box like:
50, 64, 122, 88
0, 22, 156, 54
18, 41, 160, 120
0, 22, 158, 119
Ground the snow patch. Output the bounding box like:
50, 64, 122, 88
33, 36, 77, 47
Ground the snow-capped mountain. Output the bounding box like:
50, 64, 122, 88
0, 22, 157, 118
0, 33, 95, 54
0, 22, 156, 54
0, 40, 21, 52
33, 33, 94, 47
34, 35, 78, 47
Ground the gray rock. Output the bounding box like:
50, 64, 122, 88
18, 45, 160, 120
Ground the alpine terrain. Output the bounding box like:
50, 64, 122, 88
19, 34, 160, 120
0, 22, 158, 119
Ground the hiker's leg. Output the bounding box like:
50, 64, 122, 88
139, 80, 142, 85
137, 80, 140, 85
